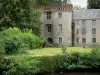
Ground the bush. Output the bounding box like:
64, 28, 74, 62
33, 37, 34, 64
1, 56, 40, 75
0, 41, 5, 55
4, 37, 21, 54
0, 57, 12, 75
0, 27, 44, 54
1, 52, 100, 75
39, 56, 56, 73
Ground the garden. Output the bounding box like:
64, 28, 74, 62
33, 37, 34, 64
0, 28, 100, 75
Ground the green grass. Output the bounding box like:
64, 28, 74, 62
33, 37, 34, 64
27, 47, 92, 56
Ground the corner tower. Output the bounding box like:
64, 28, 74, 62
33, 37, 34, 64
34, 4, 73, 46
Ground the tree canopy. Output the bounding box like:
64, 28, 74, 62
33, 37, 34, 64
0, 0, 41, 35
73, 5, 86, 10
35, 0, 71, 5
87, 0, 100, 9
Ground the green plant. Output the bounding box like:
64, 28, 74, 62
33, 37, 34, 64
3, 56, 40, 75
0, 41, 5, 55
62, 46, 67, 54
39, 56, 56, 73
0, 27, 44, 54
4, 37, 21, 54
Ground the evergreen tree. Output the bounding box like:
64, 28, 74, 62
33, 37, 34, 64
87, 0, 100, 9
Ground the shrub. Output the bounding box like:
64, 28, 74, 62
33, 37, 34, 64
4, 37, 21, 54
1, 53, 100, 75
39, 56, 56, 73
0, 27, 44, 54
0, 41, 5, 55
0, 57, 12, 75
62, 46, 67, 54
55, 55, 70, 71
1, 56, 40, 75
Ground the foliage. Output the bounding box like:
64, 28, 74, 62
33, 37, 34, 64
0, 0, 42, 35
0, 27, 44, 54
87, 0, 100, 9
73, 5, 86, 10
0, 41, 5, 55
4, 37, 21, 54
0, 57, 12, 75
1, 49, 100, 75
62, 46, 67, 54
0, 56, 40, 75
39, 56, 56, 73
35, 0, 71, 5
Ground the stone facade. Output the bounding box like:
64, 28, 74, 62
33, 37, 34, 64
73, 9, 100, 46
41, 4, 73, 46
34, 4, 100, 46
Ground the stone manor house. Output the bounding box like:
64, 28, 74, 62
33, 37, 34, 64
34, 4, 100, 46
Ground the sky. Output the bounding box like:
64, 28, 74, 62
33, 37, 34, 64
71, 0, 87, 7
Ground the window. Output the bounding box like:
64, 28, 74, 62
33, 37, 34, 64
92, 20, 96, 25
82, 38, 86, 43
77, 38, 79, 43
82, 28, 86, 34
47, 25, 52, 32
47, 11, 51, 19
77, 29, 79, 34
58, 12, 62, 18
59, 37, 62, 43
82, 20, 86, 25
59, 24, 62, 32
77, 21, 79, 25
92, 28, 96, 34
92, 38, 96, 43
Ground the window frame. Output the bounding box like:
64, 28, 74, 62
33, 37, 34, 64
82, 38, 86, 43
82, 28, 86, 35
47, 24, 52, 32
58, 24, 62, 32
47, 11, 51, 19
58, 12, 62, 18
92, 28, 96, 34
92, 20, 96, 25
59, 37, 62, 43
92, 38, 96, 43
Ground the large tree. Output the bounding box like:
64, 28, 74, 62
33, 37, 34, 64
35, 0, 71, 5
87, 0, 100, 9
0, 0, 41, 35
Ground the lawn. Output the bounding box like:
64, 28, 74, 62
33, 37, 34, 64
27, 47, 92, 56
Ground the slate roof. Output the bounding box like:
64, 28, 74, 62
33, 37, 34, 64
73, 9, 100, 20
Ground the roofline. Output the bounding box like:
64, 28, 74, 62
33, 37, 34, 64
33, 4, 73, 10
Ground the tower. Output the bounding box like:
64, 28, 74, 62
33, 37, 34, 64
33, 3, 73, 46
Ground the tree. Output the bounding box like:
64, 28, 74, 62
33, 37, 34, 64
87, 0, 100, 9
73, 5, 86, 10
0, 0, 41, 35
35, 0, 71, 5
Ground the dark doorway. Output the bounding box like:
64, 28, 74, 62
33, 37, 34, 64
48, 37, 53, 43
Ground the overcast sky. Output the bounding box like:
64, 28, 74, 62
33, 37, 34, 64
71, 0, 87, 7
